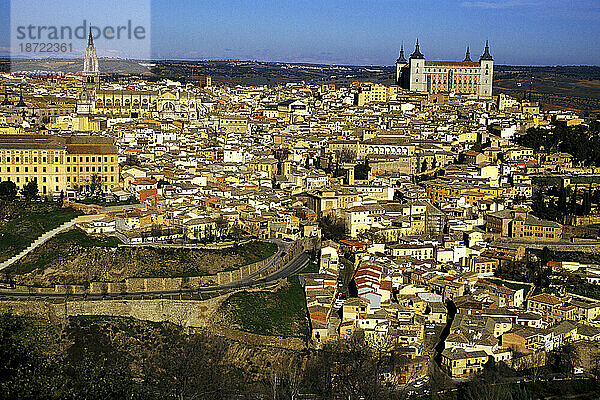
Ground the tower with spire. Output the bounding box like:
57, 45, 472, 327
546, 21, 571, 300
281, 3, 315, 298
83, 27, 99, 78
395, 43, 408, 86
408, 39, 426, 92
463, 46, 471, 62
78, 27, 100, 115
394, 39, 494, 98
478, 40, 494, 97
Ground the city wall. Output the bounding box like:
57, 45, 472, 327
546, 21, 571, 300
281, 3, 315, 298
0, 295, 229, 328
1, 237, 317, 295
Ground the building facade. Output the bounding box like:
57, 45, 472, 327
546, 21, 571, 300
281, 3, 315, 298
0, 135, 119, 196
396, 40, 494, 97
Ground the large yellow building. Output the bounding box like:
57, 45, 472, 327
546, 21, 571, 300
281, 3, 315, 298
0, 134, 119, 196
354, 83, 400, 106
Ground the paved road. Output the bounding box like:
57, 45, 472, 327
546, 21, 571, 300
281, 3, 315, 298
0, 251, 311, 300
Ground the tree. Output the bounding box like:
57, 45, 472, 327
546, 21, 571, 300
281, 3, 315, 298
90, 174, 102, 195
0, 180, 17, 201
558, 185, 567, 213
20, 181, 38, 201
144, 330, 229, 400
570, 185, 578, 214
354, 161, 370, 181
319, 215, 346, 241
304, 336, 389, 400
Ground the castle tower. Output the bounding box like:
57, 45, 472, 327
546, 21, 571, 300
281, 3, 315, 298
478, 40, 494, 97
395, 43, 407, 85
463, 46, 472, 62
409, 39, 426, 92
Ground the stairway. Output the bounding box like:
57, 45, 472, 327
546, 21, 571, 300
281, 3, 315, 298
0, 218, 78, 271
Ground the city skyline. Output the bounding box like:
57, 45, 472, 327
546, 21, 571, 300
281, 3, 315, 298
1, 0, 600, 66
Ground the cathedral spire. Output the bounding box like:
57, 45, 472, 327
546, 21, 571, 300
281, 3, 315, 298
480, 40, 493, 61
464, 46, 472, 62
88, 27, 94, 47
83, 26, 99, 75
410, 38, 424, 59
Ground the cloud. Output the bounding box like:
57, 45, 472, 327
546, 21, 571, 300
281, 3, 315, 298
461, 0, 539, 9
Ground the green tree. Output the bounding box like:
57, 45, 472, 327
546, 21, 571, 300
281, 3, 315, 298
89, 174, 101, 195
0, 180, 17, 201
570, 185, 579, 215
20, 180, 38, 201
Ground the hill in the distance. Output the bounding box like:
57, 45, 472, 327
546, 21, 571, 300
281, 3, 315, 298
2, 58, 599, 112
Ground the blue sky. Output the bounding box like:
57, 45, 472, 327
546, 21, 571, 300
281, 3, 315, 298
1, 0, 600, 65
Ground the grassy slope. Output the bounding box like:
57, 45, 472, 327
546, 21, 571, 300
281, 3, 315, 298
6, 229, 119, 275
0, 203, 81, 263
8, 232, 277, 279
221, 276, 309, 339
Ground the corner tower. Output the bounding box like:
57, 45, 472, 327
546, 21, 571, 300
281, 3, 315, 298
478, 40, 493, 97
409, 39, 426, 92
395, 43, 407, 85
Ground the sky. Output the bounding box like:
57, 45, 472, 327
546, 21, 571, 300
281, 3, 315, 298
1, 0, 600, 66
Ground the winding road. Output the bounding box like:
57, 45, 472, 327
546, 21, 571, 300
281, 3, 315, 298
0, 250, 312, 300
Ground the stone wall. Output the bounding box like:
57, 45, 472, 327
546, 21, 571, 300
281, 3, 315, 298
0, 237, 317, 296
0, 294, 229, 328
0, 288, 307, 350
